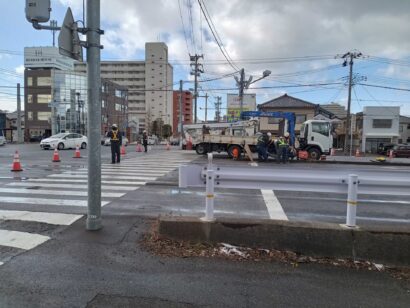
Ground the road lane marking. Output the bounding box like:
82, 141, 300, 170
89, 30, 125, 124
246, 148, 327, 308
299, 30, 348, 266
8, 182, 137, 191
0, 187, 124, 198
0, 210, 82, 225
26, 179, 147, 185
64, 170, 167, 176
261, 189, 288, 220
0, 230, 50, 250
47, 174, 157, 181
0, 196, 109, 207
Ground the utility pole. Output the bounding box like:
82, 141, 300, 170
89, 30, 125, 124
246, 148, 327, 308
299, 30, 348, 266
238, 68, 245, 117
340, 51, 362, 155
50, 20, 57, 46
86, 0, 102, 231
190, 54, 203, 124
179, 80, 183, 149
17, 83, 22, 143
204, 93, 208, 123
214, 96, 222, 122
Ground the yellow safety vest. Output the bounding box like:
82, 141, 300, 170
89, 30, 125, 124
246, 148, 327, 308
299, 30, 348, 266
111, 131, 119, 141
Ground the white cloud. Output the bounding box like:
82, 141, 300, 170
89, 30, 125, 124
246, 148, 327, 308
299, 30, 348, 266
15, 65, 24, 75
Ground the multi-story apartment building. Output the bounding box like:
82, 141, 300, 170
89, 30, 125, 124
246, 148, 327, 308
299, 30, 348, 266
75, 42, 173, 135
172, 91, 193, 136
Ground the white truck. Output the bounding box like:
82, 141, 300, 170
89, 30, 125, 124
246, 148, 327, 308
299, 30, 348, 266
185, 116, 333, 160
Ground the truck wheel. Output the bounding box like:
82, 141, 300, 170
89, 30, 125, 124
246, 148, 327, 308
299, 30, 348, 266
308, 148, 321, 160
227, 145, 242, 158
195, 143, 208, 155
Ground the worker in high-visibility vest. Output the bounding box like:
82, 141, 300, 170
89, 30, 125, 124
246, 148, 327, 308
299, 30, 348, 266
107, 124, 122, 163
277, 135, 289, 164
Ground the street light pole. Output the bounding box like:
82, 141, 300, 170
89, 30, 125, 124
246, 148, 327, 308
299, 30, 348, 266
179, 80, 183, 149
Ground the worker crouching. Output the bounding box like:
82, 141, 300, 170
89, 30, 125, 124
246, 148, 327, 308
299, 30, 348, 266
257, 132, 271, 162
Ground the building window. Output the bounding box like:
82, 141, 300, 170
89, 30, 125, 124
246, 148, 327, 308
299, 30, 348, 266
37, 77, 51, 86
399, 125, 404, 133
115, 90, 122, 97
115, 103, 122, 111
27, 94, 33, 103
37, 94, 52, 104
27, 77, 33, 86
373, 119, 392, 128
268, 118, 280, 124
296, 114, 307, 124
407, 124, 410, 129
27, 112, 33, 120
37, 112, 51, 121
102, 99, 105, 108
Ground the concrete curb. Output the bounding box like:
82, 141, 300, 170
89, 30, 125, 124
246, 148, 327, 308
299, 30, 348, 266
292, 160, 410, 166
158, 217, 410, 266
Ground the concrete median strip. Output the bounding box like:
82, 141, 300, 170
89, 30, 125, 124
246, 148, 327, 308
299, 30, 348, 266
158, 216, 410, 266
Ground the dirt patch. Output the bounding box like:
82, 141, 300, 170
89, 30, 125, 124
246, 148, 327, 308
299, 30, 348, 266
140, 220, 410, 284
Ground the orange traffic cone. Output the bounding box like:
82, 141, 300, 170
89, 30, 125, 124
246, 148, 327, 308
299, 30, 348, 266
73, 145, 82, 158
52, 148, 61, 162
121, 145, 126, 155
136, 143, 142, 152
355, 148, 360, 157
232, 147, 239, 160
389, 149, 394, 159
330, 148, 336, 156
11, 151, 23, 172
166, 142, 170, 150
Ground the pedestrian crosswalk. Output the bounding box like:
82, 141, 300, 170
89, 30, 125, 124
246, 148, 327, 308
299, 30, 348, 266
0, 151, 196, 266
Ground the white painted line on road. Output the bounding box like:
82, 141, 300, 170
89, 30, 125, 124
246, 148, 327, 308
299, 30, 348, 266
48, 174, 157, 181
102, 166, 174, 171
65, 170, 167, 176
261, 189, 288, 220
0, 187, 124, 198
290, 213, 410, 224
101, 163, 183, 168
26, 178, 146, 186
8, 182, 137, 191
0, 210, 82, 225
0, 196, 109, 207
0, 230, 50, 250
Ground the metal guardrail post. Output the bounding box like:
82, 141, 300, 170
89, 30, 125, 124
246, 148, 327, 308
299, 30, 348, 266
346, 174, 359, 227
203, 153, 215, 221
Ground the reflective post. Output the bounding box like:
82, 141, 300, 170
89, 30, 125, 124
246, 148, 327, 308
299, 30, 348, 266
346, 174, 358, 227
204, 153, 215, 221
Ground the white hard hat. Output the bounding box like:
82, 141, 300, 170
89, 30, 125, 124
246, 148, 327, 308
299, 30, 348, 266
284, 132, 289, 137
112, 124, 118, 128
267, 132, 272, 137
143, 130, 147, 133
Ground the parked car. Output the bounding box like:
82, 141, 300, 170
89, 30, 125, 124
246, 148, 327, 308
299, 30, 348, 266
40, 133, 88, 150
103, 136, 129, 146
377, 143, 395, 155
392, 144, 410, 158
29, 135, 44, 142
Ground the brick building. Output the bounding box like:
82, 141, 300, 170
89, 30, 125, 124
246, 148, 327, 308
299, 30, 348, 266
172, 91, 193, 136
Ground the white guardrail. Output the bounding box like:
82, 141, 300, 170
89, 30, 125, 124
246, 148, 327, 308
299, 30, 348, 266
179, 154, 410, 227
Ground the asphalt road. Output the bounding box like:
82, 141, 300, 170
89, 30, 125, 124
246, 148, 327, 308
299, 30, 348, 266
0, 143, 409, 307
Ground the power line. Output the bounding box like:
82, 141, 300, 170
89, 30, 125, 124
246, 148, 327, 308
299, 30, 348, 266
178, 0, 191, 55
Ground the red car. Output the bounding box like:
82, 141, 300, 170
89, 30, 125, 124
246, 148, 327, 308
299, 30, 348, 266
392, 144, 410, 158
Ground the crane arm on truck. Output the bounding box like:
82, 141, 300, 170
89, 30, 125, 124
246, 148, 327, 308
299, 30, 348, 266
240, 111, 296, 146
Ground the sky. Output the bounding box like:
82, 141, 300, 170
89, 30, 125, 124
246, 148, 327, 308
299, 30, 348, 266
1, 0, 410, 119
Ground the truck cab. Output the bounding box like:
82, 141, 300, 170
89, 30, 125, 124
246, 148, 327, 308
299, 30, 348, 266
299, 120, 333, 159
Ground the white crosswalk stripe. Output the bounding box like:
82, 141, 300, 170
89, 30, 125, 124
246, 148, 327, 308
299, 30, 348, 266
0, 151, 196, 267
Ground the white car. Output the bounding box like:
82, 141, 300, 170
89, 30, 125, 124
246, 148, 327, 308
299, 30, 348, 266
40, 133, 88, 150
103, 136, 128, 146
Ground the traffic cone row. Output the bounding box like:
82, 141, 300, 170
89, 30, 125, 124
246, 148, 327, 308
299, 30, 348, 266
121, 145, 126, 155
52, 148, 61, 162
73, 145, 82, 158
11, 151, 23, 172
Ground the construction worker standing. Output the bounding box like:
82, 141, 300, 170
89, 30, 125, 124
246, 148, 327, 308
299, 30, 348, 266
257, 132, 271, 162
277, 135, 289, 164
107, 124, 122, 164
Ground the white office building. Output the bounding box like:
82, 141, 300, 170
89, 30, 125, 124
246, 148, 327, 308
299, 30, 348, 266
361, 106, 400, 153
75, 42, 173, 133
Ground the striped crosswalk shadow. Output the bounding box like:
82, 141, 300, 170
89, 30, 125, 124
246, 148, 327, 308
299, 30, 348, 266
0, 210, 82, 266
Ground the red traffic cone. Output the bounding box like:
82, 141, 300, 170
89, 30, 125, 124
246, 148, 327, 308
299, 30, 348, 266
73, 145, 82, 158
355, 148, 360, 157
121, 145, 126, 155
330, 148, 336, 156
166, 142, 170, 150
11, 151, 23, 172
52, 148, 61, 162
389, 149, 394, 159
136, 143, 142, 152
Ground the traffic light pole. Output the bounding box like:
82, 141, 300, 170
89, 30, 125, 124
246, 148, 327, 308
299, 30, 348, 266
86, 0, 102, 231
